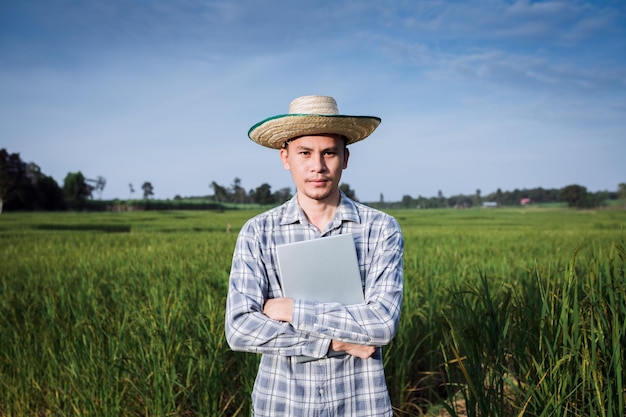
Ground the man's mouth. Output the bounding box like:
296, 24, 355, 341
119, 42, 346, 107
308, 178, 329, 186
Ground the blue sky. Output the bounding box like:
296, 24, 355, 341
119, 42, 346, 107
1, 0, 624, 202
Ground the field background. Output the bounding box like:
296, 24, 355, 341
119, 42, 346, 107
1, 207, 624, 416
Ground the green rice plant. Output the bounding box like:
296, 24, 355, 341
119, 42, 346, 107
440, 272, 517, 417
1, 208, 624, 416
0, 212, 248, 416
385, 261, 451, 414
439, 241, 625, 417
511, 243, 626, 417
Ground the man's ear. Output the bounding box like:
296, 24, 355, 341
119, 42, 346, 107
280, 148, 290, 170
343, 147, 350, 169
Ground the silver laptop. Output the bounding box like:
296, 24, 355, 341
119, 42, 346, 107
276, 233, 364, 305
276, 233, 365, 363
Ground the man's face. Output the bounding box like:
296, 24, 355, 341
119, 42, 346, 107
280, 134, 349, 203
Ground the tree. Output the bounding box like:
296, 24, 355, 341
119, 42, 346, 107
24, 162, 64, 210
254, 183, 273, 205
619, 183, 626, 207
0, 149, 26, 214
437, 190, 445, 207
0, 150, 65, 212
273, 187, 292, 204
141, 182, 154, 199
63, 172, 92, 210
474, 188, 481, 206
210, 181, 228, 203
340, 183, 358, 201
231, 177, 246, 204
87, 176, 106, 200
495, 188, 503, 205
35, 174, 65, 211
560, 184, 589, 208
401, 195, 414, 208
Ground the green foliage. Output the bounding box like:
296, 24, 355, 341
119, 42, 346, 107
0, 208, 625, 416
141, 181, 154, 199
1, 148, 621, 212
386, 185, 619, 209
0, 149, 25, 206
340, 183, 358, 201
63, 171, 93, 210
210, 178, 293, 206
439, 252, 626, 417
0, 149, 65, 212
0, 211, 252, 416
619, 183, 626, 207
561, 184, 590, 208
253, 183, 273, 205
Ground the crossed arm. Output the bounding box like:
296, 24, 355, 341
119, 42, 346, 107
263, 297, 377, 359
226, 233, 403, 361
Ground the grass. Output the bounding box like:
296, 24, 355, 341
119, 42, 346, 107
0, 207, 624, 416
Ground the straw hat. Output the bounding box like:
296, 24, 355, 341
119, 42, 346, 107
248, 95, 381, 149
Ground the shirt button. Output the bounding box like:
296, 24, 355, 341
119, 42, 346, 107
319, 388, 324, 395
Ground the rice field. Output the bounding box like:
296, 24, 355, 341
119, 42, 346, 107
1, 207, 624, 416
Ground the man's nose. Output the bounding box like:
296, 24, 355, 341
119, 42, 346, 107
311, 153, 327, 172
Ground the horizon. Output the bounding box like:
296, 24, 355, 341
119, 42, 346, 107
84, 177, 623, 203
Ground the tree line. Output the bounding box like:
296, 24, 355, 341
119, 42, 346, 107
206, 178, 358, 206
386, 184, 626, 209
0, 149, 147, 213
1, 148, 624, 213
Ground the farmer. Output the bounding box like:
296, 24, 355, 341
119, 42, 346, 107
225, 95, 404, 416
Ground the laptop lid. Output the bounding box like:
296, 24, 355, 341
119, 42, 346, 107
276, 233, 364, 305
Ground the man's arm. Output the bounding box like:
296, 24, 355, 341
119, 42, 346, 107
264, 298, 377, 359
263, 220, 404, 355
225, 224, 331, 359
262, 297, 293, 322
289, 222, 404, 348
330, 339, 376, 359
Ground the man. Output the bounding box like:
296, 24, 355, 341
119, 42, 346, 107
225, 95, 404, 416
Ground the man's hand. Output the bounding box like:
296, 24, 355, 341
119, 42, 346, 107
263, 297, 294, 322
331, 340, 376, 359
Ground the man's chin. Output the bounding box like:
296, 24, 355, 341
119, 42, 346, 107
301, 187, 335, 202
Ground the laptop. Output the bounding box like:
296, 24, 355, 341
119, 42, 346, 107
276, 233, 364, 305
275, 233, 365, 362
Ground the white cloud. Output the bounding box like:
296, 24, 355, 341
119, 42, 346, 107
1, 0, 624, 201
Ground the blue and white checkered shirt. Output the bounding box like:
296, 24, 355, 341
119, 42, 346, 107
225, 193, 404, 417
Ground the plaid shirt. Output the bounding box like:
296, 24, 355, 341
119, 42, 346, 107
225, 193, 404, 417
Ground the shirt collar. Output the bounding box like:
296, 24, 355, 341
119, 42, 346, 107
280, 191, 361, 227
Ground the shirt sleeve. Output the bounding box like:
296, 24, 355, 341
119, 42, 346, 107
291, 218, 404, 346
225, 220, 331, 359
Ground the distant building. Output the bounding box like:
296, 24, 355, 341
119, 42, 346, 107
482, 201, 498, 208
520, 198, 531, 205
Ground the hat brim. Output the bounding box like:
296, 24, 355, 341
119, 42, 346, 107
248, 114, 381, 149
